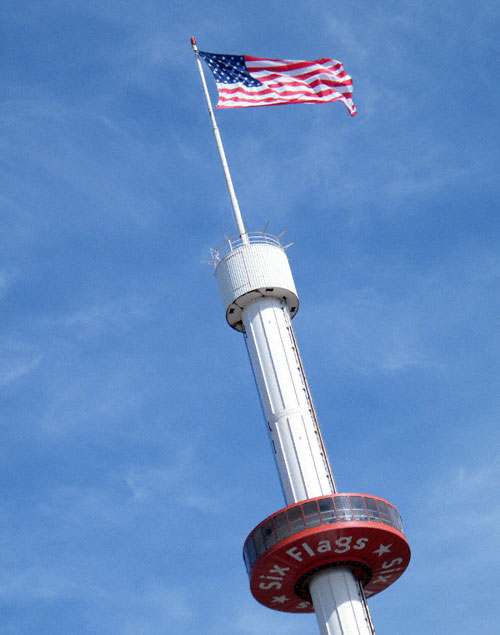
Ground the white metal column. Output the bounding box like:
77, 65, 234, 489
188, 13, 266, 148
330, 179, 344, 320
242, 296, 374, 635
242, 296, 335, 504
309, 568, 374, 635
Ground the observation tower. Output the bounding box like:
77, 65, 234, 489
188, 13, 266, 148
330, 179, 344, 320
211, 232, 410, 634
193, 39, 410, 635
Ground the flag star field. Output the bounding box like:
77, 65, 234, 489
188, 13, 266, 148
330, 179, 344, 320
198, 53, 262, 86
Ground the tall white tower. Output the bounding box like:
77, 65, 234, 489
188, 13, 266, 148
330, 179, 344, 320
212, 233, 410, 634
192, 38, 411, 634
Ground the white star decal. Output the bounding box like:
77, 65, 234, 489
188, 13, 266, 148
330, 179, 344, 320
373, 543, 392, 557
375, 574, 391, 583
272, 595, 290, 604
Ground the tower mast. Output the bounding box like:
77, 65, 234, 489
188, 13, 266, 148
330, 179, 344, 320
191, 38, 248, 243
193, 39, 410, 634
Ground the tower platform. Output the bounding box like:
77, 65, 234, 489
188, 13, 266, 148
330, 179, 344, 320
243, 493, 410, 613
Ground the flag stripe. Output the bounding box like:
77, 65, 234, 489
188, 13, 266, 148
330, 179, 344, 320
217, 97, 345, 108
218, 88, 353, 102
244, 56, 341, 71
245, 57, 347, 77
217, 87, 353, 107
218, 81, 353, 99
250, 67, 349, 81
219, 84, 353, 100
249, 74, 353, 88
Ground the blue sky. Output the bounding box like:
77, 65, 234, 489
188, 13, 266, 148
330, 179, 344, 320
1, 1, 499, 633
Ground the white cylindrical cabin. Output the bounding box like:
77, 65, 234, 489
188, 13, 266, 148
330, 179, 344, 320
214, 233, 374, 635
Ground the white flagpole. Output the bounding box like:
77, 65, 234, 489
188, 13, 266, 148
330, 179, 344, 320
191, 37, 249, 244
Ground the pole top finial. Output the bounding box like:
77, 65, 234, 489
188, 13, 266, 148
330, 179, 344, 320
191, 37, 197, 46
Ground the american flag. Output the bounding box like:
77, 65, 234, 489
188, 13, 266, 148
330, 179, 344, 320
199, 51, 357, 115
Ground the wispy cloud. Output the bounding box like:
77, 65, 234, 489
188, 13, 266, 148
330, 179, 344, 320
0, 270, 10, 296
0, 563, 194, 630
0, 336, 43, 386
412, 458, 500, 572
430, 462, 500, 513
0, 567, 80, 601
0, 354, 43, 386
301, 286, 439, 375
54, 295, 157, 337
125, 450, 197, 504
125, 448, 237, 514
232, 606, 313, 635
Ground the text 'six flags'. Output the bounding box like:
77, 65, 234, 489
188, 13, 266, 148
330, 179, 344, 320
198, 51, 357, 115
